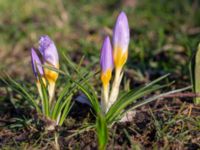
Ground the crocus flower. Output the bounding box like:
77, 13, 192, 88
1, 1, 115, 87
113, 11, 130, 70
32, 35, 59, 104
100, 36, 113, 112
38, 35, 59, 104
100, 36, 113, 87
108, 12, 130, 111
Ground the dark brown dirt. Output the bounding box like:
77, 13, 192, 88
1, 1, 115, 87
0, 89, 199, 150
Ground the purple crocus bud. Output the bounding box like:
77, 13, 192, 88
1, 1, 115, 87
100, 36, 113, 113
100, 36, 113, 87
113, 11, 130, 69
38, 35, 59, 83
31, 48, 44, 77
39, 35, 59, 69
38, 35, 59, 104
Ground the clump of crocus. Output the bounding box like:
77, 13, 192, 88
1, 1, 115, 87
31, 36, 59, 112
2, 35, 75, 149
31, 35, 72, 149
31, 36, 57, 123
95, 12, 190, 150
100, 11, 130, 113
30, 35, 73, 126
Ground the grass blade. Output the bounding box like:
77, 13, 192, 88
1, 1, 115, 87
96, 114, 108, 150
38, 74, 49, 117
106, 75, 170, 124
51, 79, 71, 119
70, 79, 100, 114
1, 75, 41, 113
58, 100, 74, 126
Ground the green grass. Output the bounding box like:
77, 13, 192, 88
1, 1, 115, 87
0, 0, 199, 83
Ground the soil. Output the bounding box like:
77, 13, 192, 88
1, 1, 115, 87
0, 97, 199, 150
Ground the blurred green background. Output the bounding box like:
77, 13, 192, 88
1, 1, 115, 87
0, 0, 199, 83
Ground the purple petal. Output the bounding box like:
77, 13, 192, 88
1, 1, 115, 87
100, 36, 113, 72
39, 35, 59, 68
31, 48, 44, 77
113, 11, 130, 53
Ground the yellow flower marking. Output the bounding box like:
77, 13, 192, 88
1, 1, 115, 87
44, 63, 59, 83
44, 68, 58, 83
113, 47, 128, 69
101, 69, 112, 87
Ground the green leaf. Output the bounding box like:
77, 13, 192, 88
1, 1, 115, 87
71, 79, 100, 114
38, 73, 49, 117
51, 79, 71, 119
96, 114, 108, 150
53, 89, 73, 121
120, 86, 191, 120
1, 75, 41, 113
59, 100, 74, 126
62, 53, 79, 73
190, 43, 200, 104
106, 74, 169, 124
42, 64, 67, 76
106, 84, 164, 124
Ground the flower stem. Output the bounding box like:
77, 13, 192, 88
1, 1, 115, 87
49, 82, 55, 106
108, 68, 122, 112
101, 84, 110, 113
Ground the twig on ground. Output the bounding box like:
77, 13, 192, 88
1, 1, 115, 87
161, 92, 200, 98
